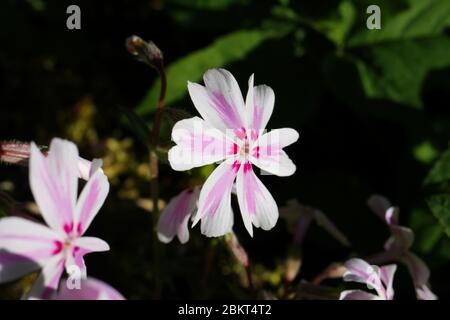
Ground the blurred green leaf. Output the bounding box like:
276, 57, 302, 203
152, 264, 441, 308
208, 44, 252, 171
136, 29, 276, 115
333, 0, 450, 108
170, 0, 246, 10
350, 36, 450, 108
349, 0, 450, 46
119, 106, 151, 147
425, 145, 450, 185
427, 194, 450, 238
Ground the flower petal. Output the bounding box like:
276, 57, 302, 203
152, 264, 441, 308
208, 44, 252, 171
74, 170, 109, 235
236, 163, 278, 237
73, 236, 110, 253
340, 290, 381, 300
193, 161, 238, 237
251, 128, 298, 177
157, 187, 199, 244
245, 74, 274, 130
26, 254, 65, 299
343, 258, 383, 296
53, 277, 125, 300
416, 284, 438, 300
385, 225, 414, 252
187, 69, 246, 131
379, 264, 397, 300
367, 194, 392, 222
0, 217, 61, 283
29, 139, 79, 234
401, 252, 429, 288
168, 117, 235, 171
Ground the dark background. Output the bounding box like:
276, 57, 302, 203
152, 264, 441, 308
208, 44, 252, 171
0, 0, 449, 299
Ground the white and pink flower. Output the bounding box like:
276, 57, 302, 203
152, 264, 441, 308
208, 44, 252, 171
340, 258, 397, 300
168, 68, 299, 237
366, 195, 437, 300
157, 186, 200, 244
0, 138, 110, 299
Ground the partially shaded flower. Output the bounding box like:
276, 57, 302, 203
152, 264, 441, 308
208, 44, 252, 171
340, 258, 397, 300
157, 186, 200, 244
225, 231, 249, 268
0, 138, 110, 299
168, 69, 299, 237
366, 194, 437, 300
51, 277, 125, 300
280, 199, 350, 246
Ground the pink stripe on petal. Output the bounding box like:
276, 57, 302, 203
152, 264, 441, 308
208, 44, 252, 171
74, 170, 109, 235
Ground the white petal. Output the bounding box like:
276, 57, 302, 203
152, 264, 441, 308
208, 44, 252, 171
380, 264, 397, 300
168, 117, 235, 171
187, 69, 246, 131
74, 170, 109, 235
251, 128, 298, 177
245, 74, 274, 130
157, 187, 199, 244
0, 217, 61, 283
29, 140, 79, 234
236, 163, 278, 237
193, 161, 238, 237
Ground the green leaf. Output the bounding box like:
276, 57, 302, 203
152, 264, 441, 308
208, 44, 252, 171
350, 36, 450, 108
349, 0, 450, 47
427, 194, 450, 238
119, 106, 151, 147
136, 29, 275, 115
337, 0, 450, 108
425, 145, 450, 185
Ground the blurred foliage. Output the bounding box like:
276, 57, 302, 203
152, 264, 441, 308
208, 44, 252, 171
0, 0, 450, 299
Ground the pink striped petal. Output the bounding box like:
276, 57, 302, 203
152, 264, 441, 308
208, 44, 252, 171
251, 128, 298, 177
74, 170, 109, 235
0, 217, 62, 283
26, 255, 65, 299
379, 264, 397, 300
168, 117, 235, 171
193, 161, 238, 237
236, 162, 278, 237
343, 258, 384, 297
53, 277, 125, 300
187, 69, 246, 131
245, 74, 274, 131
157, 187, 199, 244
340, 290, 381, 300
29, 139, 78, 234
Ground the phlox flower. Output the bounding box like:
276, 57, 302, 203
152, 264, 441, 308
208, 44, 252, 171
340, 258, 397, 300
0, 138, 110, 299
157, 186, 200, 244
168, 68, 299, 237
366, 195, 437, 300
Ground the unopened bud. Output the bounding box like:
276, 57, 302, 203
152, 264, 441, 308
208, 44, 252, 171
125, 35, 163, 69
